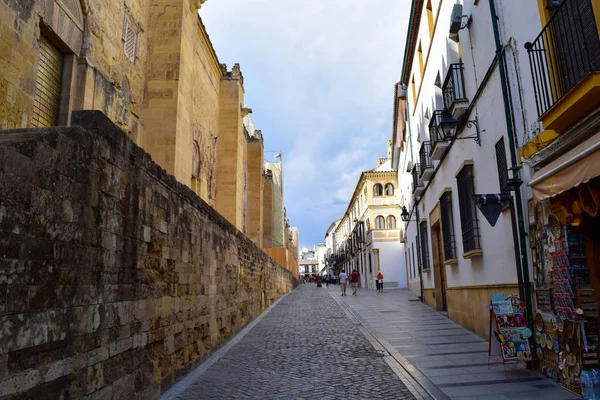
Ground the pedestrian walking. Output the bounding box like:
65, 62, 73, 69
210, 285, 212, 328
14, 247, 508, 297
325, 274, 330, 287
350, 269, 359, 295
339, 270, 348, 296
376, 271, 384, 293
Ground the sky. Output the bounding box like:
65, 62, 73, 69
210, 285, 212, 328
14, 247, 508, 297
202, 0, 411, 249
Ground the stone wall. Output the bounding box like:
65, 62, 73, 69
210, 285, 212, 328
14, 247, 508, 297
0, 111, 297, 399
0, 0, 149, 135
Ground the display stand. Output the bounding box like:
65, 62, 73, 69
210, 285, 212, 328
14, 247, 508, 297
488, 294, 532, 373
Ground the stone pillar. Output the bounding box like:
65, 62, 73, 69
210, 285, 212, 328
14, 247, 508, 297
262, 170, 274, 247
245, 131, 264, 247
215, 64, 247, 231
140, 0, 184, 177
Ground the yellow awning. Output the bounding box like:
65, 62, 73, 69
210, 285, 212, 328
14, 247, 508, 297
530, 132, 600, 200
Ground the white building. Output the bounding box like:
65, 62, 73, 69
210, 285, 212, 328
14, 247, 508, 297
315, 243, 328, 275
392, 0, 542, 337
331, 142, 407, 290
322, 219, 341, 276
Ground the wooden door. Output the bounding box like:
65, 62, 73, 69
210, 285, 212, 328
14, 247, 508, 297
433, 226, 447, 311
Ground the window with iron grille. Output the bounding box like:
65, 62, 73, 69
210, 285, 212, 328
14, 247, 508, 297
123, 12, 139, 63
31, 36, 63, 127
495, 138, 509, 192
415, 236, 422, 272
440, 191, 457, 261
419, 221, 430, 270
412, 243, 416, 278
456, 165, 481, 253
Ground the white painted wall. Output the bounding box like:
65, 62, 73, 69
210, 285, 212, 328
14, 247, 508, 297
397, 0, 542, 295
372, 241, 406, 289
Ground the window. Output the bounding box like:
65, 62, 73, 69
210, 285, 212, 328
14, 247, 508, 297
123, 11, 140, 63
456, 165, 481, 253
375, 216, 385, 230
373, 184, 383, 196
419, 221, 430, 270
385, 183, 394, 196
426, 0, 435, 39
411, 243, 416, 278
31, 36, 64, 127
411, 76, 417, 110
192, 141, 201, 178
366, 219, 371, 231
496, 138, 509, 192
440, 192, 457, 261
386, 215, 396, 229
418, 41, 424, 78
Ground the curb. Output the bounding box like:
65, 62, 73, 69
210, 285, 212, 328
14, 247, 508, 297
328, 288, 449, 400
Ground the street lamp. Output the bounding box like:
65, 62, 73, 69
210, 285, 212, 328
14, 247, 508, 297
439, 107, 459, 140
439, 107, 483, 145
401, 206, 410, 222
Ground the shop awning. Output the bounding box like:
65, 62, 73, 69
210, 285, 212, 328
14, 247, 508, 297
530, 133, 600, 200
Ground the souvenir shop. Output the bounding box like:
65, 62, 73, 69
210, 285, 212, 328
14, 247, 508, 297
528, 135, 600, 396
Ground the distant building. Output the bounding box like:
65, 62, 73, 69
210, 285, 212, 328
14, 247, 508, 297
330, 141, 406, 289
299, 248, 319, 277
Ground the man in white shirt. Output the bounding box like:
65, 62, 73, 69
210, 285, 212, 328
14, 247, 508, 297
338, 270, 348, 296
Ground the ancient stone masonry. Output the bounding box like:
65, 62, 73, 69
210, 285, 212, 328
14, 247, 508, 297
0, 111, 297, 399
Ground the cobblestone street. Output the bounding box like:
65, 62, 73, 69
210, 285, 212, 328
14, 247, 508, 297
161, 285, 419, 400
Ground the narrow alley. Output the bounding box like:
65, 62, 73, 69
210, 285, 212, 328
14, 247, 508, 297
162, 285, 579, 400
161, 285, 418, 400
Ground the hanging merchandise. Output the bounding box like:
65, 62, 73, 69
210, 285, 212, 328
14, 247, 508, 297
530, 179, 600, 396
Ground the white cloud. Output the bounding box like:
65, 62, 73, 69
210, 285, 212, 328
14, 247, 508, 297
201, 0, 410, 245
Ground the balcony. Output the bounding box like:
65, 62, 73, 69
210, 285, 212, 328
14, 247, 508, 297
429, 110, 450, 160
411, 163, 425, 197
525, 0, 600, 133
443, 63, 469, 119
419, 141, 434, 181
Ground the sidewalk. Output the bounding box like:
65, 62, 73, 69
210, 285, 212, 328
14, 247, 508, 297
333, 286, 579, 400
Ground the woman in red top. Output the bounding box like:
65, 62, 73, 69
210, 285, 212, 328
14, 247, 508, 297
350, 269, 359, 295
376, 271, 384, 293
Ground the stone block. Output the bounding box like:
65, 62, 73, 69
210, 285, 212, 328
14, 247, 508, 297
69, 306, 101, 335
83, 384, 113, 400
112, 373, 134, 400
40, 357, 72, 383
86, 347, 109, 367
0, 368, 41, 397
86, 363, 103, 394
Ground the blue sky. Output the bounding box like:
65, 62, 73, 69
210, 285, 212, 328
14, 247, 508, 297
202, 1, 410, 248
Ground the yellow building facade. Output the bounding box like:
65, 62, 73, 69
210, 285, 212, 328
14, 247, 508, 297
332, 145, 405, 290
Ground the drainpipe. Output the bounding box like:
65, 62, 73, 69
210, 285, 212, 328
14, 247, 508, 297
402, 83, 424, 303
489, 0, 534, 332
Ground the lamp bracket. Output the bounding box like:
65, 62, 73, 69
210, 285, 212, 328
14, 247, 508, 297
456, 118, 483, 146
456, 15, 473, 30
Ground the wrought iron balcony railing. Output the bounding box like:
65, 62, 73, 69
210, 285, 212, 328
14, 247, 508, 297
429, 110, 444, 143
419, 141, 434, 180
442, 63, 468, 112
525, 0, 600, 117
419, 141, 433, 170
411, 163, 424, 195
